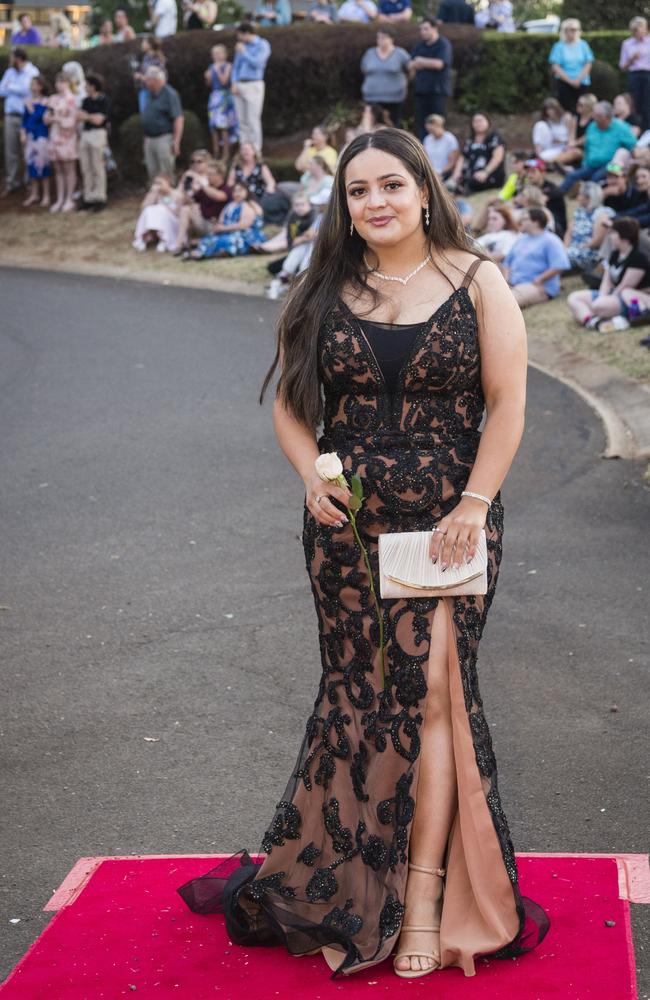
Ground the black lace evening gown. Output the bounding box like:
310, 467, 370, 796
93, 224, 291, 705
177, 257, 550, 979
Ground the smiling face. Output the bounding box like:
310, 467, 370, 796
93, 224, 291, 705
344, 147, 428, 249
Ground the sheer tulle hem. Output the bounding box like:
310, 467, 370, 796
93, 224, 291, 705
177, 851, 549, 979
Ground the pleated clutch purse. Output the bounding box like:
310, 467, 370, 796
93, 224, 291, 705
378, 529, 488, 599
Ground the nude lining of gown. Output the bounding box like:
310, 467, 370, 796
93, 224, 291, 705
320, 595, 521, 977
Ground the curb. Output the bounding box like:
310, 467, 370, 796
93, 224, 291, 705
527, 337, 650, 461
0, 257, 267, 299
2, 259, 649, 461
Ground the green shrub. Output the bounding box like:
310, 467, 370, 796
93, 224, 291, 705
590, 59, 624, 102
457, 30, 626, 113
0, 26, 634, 143
560, 0, 640, 30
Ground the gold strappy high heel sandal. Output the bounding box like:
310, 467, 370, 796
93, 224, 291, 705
392, 861, 446, 980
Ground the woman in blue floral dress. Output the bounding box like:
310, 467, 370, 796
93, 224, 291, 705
187, 181, 266, 259
205, 44, 239, 161
21, 75, 51, 207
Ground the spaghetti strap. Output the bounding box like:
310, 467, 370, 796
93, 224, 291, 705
461, 257, 483, 289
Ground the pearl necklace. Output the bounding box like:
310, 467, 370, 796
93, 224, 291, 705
365, 254, 431, 286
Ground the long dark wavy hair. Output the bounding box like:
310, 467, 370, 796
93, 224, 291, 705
259, 127, 487, 429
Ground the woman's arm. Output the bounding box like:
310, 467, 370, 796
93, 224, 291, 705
217, 62, 231, 85
444, 148, 460, 173
450, 152, 465, 182
295, 141, 313, 173
599, 267, 613, 295
482, 144, 505, 177
550, 61, 572, 84
272, 394, 352, 528
430, 260, 527, 568
576, 61, 592, 85
563, 216, 574, 246
614, 265, 646, 293
261, 162, 276, 193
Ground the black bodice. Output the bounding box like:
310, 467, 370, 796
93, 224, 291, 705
356, 319, 422, 397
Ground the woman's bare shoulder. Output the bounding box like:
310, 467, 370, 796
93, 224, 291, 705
436, 249, 504, 291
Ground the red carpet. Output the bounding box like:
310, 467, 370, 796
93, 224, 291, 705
1, 852, 646, 999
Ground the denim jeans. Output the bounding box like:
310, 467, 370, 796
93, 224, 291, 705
558, 163, 608, 196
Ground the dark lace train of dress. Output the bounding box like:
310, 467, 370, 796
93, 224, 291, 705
177, 258, 550, 978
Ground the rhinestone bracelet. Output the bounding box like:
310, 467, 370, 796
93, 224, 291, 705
461, 490, 491, 507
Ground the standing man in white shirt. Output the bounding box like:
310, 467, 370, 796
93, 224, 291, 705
149, 0, 178, 38
0, 47, 39, 195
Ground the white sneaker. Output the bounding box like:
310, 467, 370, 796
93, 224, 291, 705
132, 238, 146, 252
156, 241, 167, 253
267, 278, 282, 300
598, 316, 630, 333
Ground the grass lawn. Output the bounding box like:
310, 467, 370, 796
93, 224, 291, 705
1, 191, 649, 384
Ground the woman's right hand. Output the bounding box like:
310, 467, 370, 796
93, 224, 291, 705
305, 471, 352, 528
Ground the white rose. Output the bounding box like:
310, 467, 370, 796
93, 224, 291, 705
315, 452, 343, 481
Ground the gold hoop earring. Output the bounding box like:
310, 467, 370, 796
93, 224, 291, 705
425, 205, 430, 227
350, 220, 354, 236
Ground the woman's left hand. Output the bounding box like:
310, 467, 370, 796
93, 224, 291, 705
428, 497, 488, 569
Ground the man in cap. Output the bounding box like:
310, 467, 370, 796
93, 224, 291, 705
524, 157, 567, 238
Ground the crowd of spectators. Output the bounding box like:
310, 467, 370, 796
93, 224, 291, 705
3, 11, 650, 345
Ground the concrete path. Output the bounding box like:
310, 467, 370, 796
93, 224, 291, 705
0, 270, 648, 993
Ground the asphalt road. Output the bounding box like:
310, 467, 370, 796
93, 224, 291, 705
1, 269, 648, 994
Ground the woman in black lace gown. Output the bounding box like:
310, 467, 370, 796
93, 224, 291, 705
178, 128, 549, 981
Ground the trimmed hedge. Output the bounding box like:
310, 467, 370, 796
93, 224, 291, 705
1, 24, 479, 137
0, 26, 634, 167
457, 30, 627, 113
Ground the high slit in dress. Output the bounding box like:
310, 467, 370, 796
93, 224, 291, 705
177, 256, 550, 979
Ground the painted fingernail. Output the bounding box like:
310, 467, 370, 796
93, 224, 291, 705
336, 520, 344, 527
441, 562, 448, 572
431, 555, 437, 563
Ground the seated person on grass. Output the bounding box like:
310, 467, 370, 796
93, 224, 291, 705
501, 206, 571, 309
447, 112, 506, 193
563, 180, 614, 272
257, 189, 315, 265
172, 158, 231, 255
133, 173, 182, 252
558, 100, 637, 195
474, 202, 519, 263
186, 180, 265, 259
423, 114, 459, 181
267, 188, 330, 293
567, 217, 650, 329
522, 157, 567, 238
